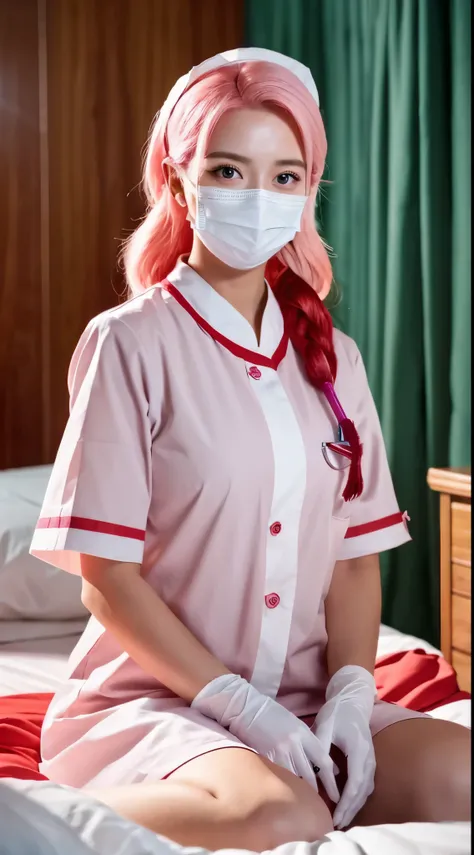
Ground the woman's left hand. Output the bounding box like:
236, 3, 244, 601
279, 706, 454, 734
312, 665, 377, 829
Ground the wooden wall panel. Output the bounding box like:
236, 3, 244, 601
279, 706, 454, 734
0, 0, 243, 467
45, 0, 243, 458
0, 0, 43, 468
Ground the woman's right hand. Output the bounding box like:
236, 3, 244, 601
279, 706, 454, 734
192, 673, 340, 802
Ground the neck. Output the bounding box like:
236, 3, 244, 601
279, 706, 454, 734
187, 242, 268, 344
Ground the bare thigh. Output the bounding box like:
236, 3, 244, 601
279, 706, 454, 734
89, 747, 333, 850
352, 718, 471, 826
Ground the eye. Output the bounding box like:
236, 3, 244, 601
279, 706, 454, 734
275, 172, 301, 187
210, 164, 243, 180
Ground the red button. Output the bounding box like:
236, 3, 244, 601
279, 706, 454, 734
270, 521, 282, 536
248, 366, 262, 380
265, 593, 280, 609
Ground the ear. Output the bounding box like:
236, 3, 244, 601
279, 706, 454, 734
163, 161, 187, 207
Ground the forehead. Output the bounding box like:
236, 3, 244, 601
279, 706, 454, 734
206, 107, 304, 160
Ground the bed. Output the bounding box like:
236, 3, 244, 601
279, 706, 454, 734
0, 619, 470, 855
0, 620, 87, 696
0, 465, 470, 854
0, 619, 470, 723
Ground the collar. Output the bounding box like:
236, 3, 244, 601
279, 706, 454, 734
163, 257, 288, 369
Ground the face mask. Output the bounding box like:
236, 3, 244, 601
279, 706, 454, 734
191, 186, 308, 270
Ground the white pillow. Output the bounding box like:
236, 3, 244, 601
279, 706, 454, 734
0, 465, 87, 620
1, 779, 186, 855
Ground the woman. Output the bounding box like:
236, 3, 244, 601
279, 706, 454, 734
31, 48, 470, 851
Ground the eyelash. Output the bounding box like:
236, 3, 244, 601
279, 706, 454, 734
276, 171, 301, 185
209, 164, 241, 181
210, 164, 301, 184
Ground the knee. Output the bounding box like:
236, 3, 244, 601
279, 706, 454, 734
255, 797, 334, 847
231, 788, 333, 850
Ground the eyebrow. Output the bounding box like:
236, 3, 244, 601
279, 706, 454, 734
206, 151, 306, 169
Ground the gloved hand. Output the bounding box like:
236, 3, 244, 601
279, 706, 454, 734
312, 665, 377, 829
192, 673, 339, 801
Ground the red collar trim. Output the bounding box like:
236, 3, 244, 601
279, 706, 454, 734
162, 280, 289, 370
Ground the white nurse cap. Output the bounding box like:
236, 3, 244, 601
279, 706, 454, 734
159, 47, 320, 129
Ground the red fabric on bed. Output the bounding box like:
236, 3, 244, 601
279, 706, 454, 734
375, 648, 471, 711
0, 650, 469, 781
0, 693, 52, 780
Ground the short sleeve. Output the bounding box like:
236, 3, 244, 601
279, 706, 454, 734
30, 315, 153, 574
337, 344, 411, 560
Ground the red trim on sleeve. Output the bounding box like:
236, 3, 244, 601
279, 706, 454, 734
162, 281, 289, 370
37, 516, 146, 541
345, 512, 404, 539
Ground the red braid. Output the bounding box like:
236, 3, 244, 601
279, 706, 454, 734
272, 265, 364, 502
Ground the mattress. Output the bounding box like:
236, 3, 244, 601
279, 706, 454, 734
376, 623, 443, 656
0, 620, 469, 731
0, 620, 428, 696
0, 620, 86, 696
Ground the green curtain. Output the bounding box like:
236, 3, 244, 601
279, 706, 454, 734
245, 0, 471, 646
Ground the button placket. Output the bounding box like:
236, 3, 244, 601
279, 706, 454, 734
266, 522, 282, 607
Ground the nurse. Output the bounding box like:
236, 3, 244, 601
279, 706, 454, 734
31, 48, 470, 851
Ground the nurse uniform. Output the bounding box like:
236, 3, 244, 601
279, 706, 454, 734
30, 257, 423, 788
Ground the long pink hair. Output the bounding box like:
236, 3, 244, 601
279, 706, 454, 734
125, 61, 363, 500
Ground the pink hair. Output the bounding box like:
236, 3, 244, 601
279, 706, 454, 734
124, 62, 363, 500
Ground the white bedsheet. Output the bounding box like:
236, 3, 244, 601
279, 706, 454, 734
1, 779, 471, 855
0, 621, 470, 728
0, 621, 435, 696
0, 621, 85, 696
377, 623, 441, 656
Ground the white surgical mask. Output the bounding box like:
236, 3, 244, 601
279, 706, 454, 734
191, 186, 308, 270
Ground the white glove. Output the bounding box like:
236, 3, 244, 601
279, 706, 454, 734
312, 665, 377, 829
192, 673, 339, 802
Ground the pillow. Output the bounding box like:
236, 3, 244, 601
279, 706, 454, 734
1, 779, 176, 855
0, 466, 87, 619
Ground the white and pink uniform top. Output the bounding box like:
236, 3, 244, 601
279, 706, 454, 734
30, 258, 416, 788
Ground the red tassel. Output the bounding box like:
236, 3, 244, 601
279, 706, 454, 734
340, 418, 364, 501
